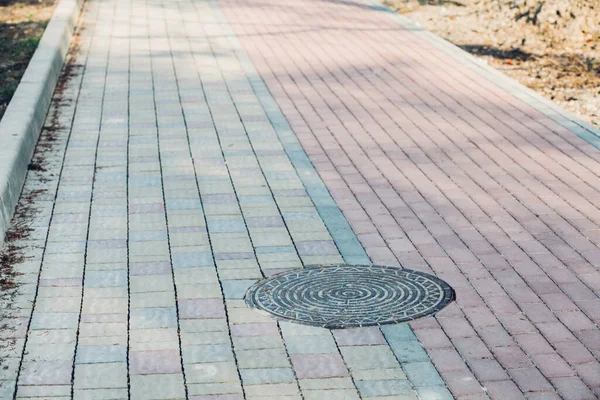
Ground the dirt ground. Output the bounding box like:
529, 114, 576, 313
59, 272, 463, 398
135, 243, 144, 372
0, 0, 58, 120
386, 0, 600, 129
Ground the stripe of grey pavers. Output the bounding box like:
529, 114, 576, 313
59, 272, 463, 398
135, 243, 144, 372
368, 0, 600, 150
0, 0, 85, 243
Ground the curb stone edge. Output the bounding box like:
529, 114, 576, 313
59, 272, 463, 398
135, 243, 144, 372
0, 0, 85, 245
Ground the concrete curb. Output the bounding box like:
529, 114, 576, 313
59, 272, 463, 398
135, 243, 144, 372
0, 0, 84, 243
371, 1, 600, 149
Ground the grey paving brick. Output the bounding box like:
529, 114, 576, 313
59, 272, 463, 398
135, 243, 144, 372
232, 336, 284, 351
221, 280, 256, 299
284, 333, 338, 354
340, 346, 400, 371
15, 384, 71, 398
129, 374, 186, 399
19, 361, 72, 385
130, 308, 178, 329
237, 348, 291, 369
79, 322, 127, 338
73, 388, 129, 399
185, 362, 240, 384
30, 312, 79, 330
355, 379, 416, 397
182, 344, 234, 364
304, 389, 360, 400
75, 346, 127, 364
22, 343, 74, 362
240, 368, 296, 385
130, 275, 175, 293
186, 382, 243, 397
244, 383, 300, 397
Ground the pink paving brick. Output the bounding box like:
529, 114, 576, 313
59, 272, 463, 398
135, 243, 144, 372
441, 370, 485, 397
513, 333, 555, 355
554, 341, 597, 365
551, 376, 597, 400
508, 367, 554, 392
436, 317, 477, 339
452, 337, 493, 360
574, 362, 600, 389
527, 392, 562, 400
484, 380, 527, 400
492, 346, 534, 370
412, 327, 454, 350
427, 349, 470, 373
468, 359, 510, 382
475, 325, 515, 348
130, 350, 183, 375
532, 353, 577, 378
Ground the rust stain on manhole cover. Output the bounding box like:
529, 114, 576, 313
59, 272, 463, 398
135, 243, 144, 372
245, 265, 455, 329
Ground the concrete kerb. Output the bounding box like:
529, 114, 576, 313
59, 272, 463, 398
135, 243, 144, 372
371, 0, 600, 150
0, 0, 85, 244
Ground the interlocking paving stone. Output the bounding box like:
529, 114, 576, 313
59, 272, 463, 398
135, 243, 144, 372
182, 344, 235, 364
340, 346, 401, 371
3, 0, 600, 397
73, 388, 129, 399
178, 299, 226, 319
129, 350, 183, 375
129, 374, 186, 399
284, 334, 339, 354
130, 308, 178, 329
29, 312, 79, 330
221, 280, 256, 299
18, 361, 72, 386
403, 362, 446, 387
240, 368, 296, 385
75, 346, 127, 364
290, 354, 349, 379
73, 363, 128, 389
355, 379, 416, 397
186, 362, 240, 384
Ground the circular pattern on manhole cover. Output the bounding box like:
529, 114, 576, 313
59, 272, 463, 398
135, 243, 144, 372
245, 265, 455, 329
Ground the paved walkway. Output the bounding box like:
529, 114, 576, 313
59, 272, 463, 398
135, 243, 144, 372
1, 0, 600, 398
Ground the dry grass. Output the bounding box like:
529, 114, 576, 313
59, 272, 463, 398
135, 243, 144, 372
0, 0, 58, 120
387, 0, 600, 128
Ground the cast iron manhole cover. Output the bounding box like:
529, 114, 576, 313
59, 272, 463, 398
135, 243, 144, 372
245, 265, 455, 329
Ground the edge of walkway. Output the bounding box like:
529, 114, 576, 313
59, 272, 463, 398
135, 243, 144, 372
0, 0, 85, 244
371, 1, 600, 150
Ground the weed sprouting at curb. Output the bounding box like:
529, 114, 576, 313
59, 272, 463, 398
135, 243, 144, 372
0, 29, 83, 295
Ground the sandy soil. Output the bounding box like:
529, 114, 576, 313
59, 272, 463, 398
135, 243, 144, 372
386, 0, 600, 128
0, 0, 58, 120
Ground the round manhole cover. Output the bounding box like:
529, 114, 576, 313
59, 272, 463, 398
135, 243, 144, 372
245, 265, 455, 329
